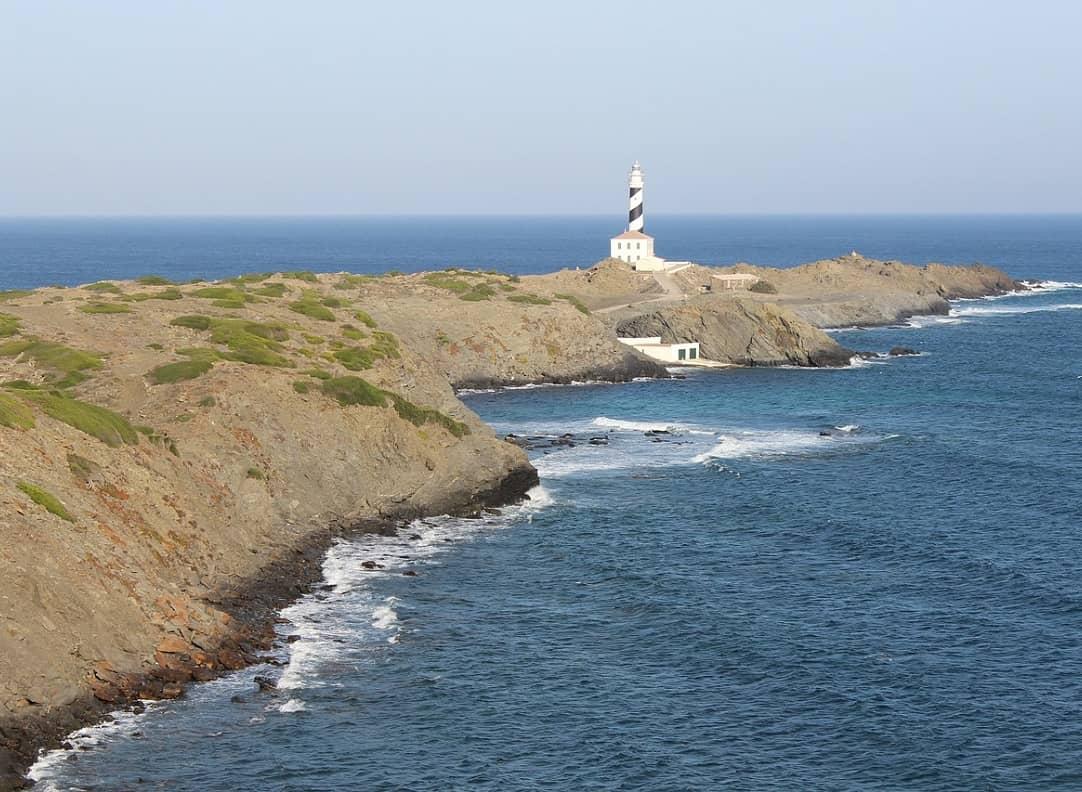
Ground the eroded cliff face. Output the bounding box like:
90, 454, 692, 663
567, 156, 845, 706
0, 271, 572, 786
616, 297, 855, 367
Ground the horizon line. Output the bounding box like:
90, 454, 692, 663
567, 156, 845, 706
2, 211, 1081, 220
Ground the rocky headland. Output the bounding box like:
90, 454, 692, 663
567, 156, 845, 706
0, 256, 1021, 786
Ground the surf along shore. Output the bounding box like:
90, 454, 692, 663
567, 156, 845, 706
0, 256, 1021, 787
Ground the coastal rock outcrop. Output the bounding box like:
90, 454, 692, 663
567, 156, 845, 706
0, 272, 553, 787
616, 297, 855, 367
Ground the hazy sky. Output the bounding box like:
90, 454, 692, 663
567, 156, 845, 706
2, 1, 1080, 215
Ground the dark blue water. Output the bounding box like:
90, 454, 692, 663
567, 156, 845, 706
23, 218, 1082, 790
3, 215, 1082, 288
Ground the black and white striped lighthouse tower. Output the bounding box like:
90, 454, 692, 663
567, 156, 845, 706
628, 161, 645, 233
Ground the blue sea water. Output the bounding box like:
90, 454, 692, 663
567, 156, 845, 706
13, 216, 1082, 790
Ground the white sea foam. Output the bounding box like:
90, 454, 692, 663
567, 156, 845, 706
835, 424, 860, 433
28, 704, 162, 787
278, 698, 307, 713
275, 486, 555, 692
591, 416, 714, 435
949, 302, 1082, 317
691, 427, 884, 464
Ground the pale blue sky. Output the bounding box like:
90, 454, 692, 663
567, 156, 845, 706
2, 0, 1080, 215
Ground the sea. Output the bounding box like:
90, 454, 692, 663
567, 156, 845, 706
5, 215, 1081, 791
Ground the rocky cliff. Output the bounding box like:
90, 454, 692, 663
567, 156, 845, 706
2, 269, 653, 786
616, 296, 855, 367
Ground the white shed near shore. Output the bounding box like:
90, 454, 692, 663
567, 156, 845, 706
618, 336, 701, 363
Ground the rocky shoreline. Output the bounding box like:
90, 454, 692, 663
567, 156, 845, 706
0, 258, 1022, 789
1, 463, 537, 789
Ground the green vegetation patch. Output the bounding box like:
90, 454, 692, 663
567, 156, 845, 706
386, 393, 469, 437
0, 313, 20, 338
459, 283, 496, 301
353, 310, 377, 328
79, 302, 133, 315
749, 279, 777, 294
331, 331, 400, 371
321, 295, 347, 309
320, 376, 387, 407
0, 290, 34, 302
289, 298, 336, 322
85, 281, 122, 293
507, 293, 552, 306
318, 376, 468, 436
148, 358, 214, 385
17, 482, 74, 522
281, 270, 319, 283
189, 286, 251, 303
555, 293, 590, 314
173, 315, 291, 367
136, 275, 174, 286
228, 272, 274, 284
121, 287, 184, 302
67, 453, 100, 482
0, 338, 103, 387
340, 324, 365, 341
335, 274, 373, 289
171, 314, 212, 330
0, 391, 34, 429
207, 319, 291, 366
302, 367, 332, 380
17, 390, 138, 447
246, 467, 265, 480
422, 272, 472, 293
252, 282, 288, 298
292, 380, 311, 394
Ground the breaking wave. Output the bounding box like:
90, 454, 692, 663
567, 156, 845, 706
949, 303, 1082, 317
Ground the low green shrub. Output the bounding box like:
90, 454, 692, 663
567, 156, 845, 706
0, 290, 34, 301
79, 302, 132, 314
136, 275, 173, 286
246, 467, 265, 480
341, 324, 365, 340
302, 367, 332, 380
85, 281, 122, 293
0, 391, 34, 429
748, 279, 777, 294
189, 286, 250, 303
198, 395, 216, 407
289, 299, 336, 322
321, 376, 387, 407
386, 393, 469, 437
17, 481, 74, 522
0, 313, 19, 338
507, 293, 552, 305
0, 338, 103, 387
459, 283, 496, 301
353, 310, 377, 328
148, 359, 214, 384
171, 314, 212, 330
282, 270, 318, 282
292, 380, 311, 394
67, 453, 100, 482
321, 296, 347, 308
229, 272, 274, 284
18, 390, 138, 447
554, 293, 590, 314
252, 282, 288, 298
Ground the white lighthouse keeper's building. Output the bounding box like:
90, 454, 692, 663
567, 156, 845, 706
610, 161, 666, 271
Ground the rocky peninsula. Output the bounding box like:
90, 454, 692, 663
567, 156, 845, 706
0, 256, 1020, 787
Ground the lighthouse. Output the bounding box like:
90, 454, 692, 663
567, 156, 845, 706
610, 161, 662, 270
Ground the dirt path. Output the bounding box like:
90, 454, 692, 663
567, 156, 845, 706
595, 271, 687, 315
